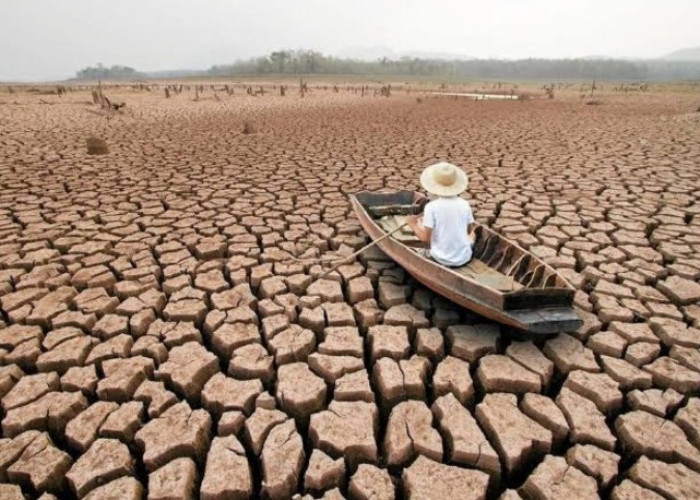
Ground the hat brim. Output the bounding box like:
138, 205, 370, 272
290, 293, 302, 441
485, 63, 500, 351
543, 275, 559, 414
420, 164, 468, 196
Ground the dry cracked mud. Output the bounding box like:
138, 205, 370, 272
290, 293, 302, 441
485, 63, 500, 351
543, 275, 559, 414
1, 81, 700, 498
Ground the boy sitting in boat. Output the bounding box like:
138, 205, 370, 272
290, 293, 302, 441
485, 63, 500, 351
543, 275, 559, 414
407, 162, 475, 267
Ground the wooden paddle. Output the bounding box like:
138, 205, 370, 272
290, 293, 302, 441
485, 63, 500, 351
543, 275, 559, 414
285, 196, 424, 291
285, 218, 414, 266
285, 221, 411, 294
310, 221, 410, 282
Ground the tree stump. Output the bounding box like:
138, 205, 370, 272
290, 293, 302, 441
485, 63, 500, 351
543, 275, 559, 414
86, 137, 109, 155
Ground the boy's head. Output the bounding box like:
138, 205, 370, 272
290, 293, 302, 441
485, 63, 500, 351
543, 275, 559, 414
420, 162, 468, 197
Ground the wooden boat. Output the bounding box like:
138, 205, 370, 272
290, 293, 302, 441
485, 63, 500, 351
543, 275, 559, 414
351, 190, 582, 335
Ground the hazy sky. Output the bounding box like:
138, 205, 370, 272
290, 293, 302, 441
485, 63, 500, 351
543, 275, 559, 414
1, 0, 699, 81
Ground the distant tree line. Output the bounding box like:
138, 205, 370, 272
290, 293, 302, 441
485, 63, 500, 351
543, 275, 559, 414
207, 49, 700, 81
73, 51, 700, 81
75, 63, 143, 80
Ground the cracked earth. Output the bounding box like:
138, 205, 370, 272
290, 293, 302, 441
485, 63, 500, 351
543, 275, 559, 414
0, 83, 700, 499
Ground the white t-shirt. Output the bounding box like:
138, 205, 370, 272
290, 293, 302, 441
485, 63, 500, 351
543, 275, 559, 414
422, 196, 474, 266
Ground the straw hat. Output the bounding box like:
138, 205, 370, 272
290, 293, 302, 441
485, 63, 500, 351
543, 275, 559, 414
420, 162, 468, 197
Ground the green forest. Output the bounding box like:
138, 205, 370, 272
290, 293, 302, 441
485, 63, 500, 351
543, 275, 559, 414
76, 50, 700, 81
75, 64, 143, 80
207, 50, 700, 80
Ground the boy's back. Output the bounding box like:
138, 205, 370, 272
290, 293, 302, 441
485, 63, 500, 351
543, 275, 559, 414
423, 196, 474, 266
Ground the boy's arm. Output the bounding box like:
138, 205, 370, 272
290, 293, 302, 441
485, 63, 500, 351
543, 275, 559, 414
407, 216, 432, 243
465, 201, 476, 244
467, 223, 476, 245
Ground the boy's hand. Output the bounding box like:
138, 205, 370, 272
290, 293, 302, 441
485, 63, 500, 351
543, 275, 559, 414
407, 215, 431, 243
413, 194, 429, 212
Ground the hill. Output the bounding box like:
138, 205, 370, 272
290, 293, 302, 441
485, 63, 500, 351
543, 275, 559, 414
663, 46, 700, 61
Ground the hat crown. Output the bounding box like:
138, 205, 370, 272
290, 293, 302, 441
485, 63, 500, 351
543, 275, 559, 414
420, 161, 468, 196
433, 163, 457, 186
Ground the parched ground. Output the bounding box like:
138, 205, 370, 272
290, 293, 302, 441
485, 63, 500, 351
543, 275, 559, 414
1, 84, 700, 499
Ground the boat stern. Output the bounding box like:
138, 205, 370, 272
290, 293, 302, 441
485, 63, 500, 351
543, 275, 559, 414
507, 307, 583, 335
